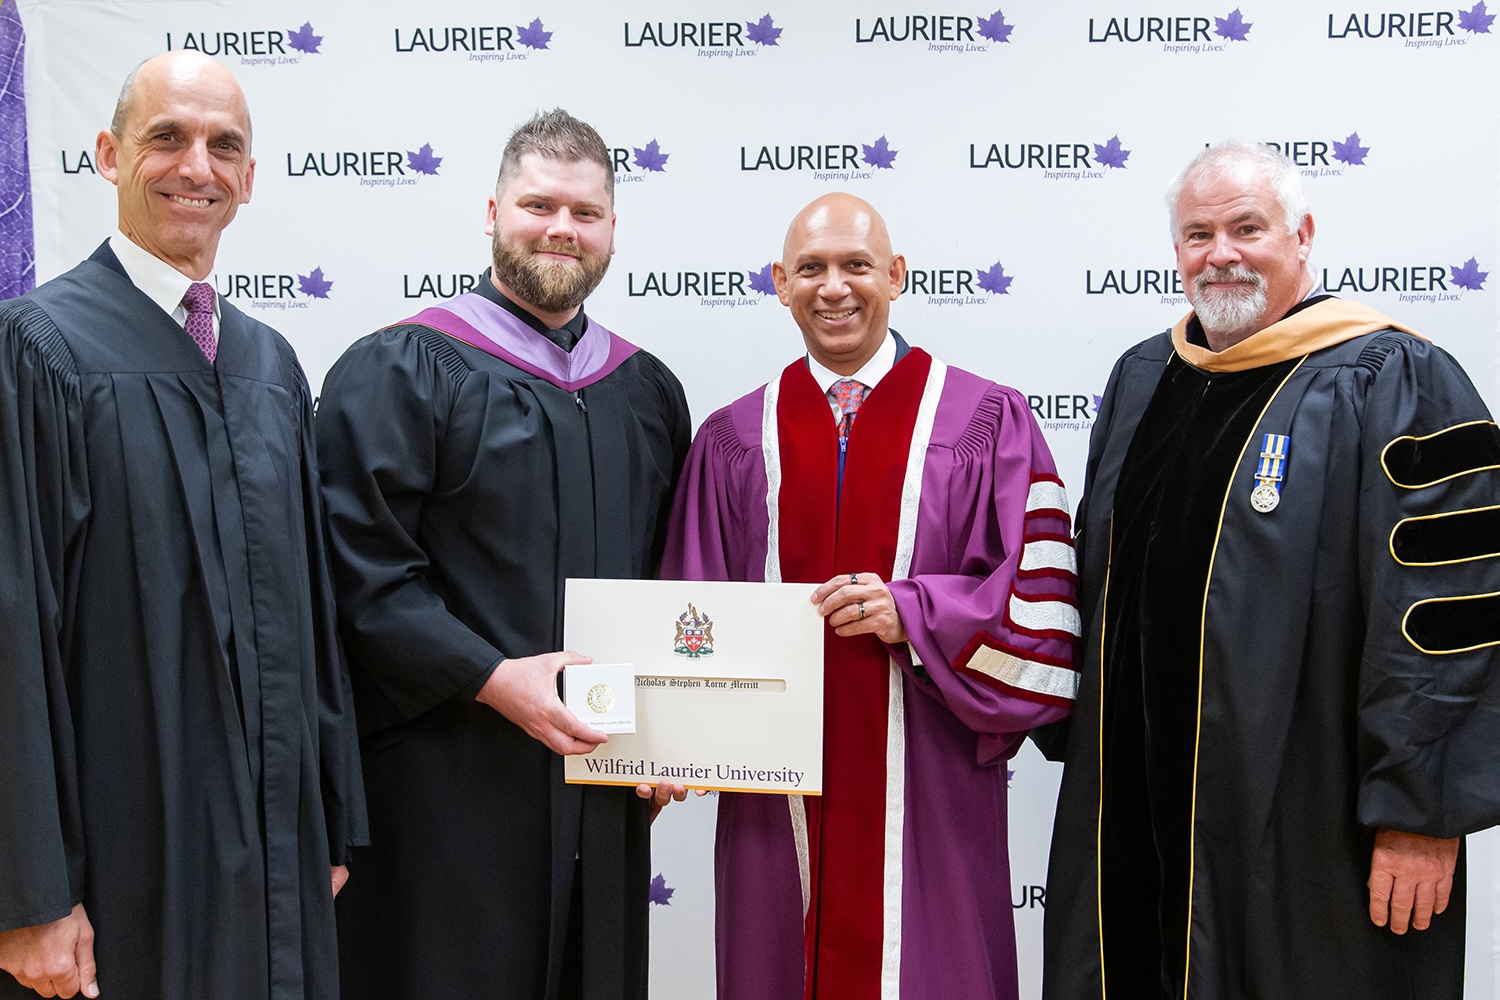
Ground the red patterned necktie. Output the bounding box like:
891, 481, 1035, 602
829, 378, 868, 442
181, 281, 217, 364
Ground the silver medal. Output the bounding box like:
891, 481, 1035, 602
1250, 481, 1280, 513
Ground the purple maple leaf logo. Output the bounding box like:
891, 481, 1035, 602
861, 135, 898, 170
286, 21, 323, 54
297, 266, 333, 299
746, 13, 783, 45
633, 139, 669, 173
649, 873, 675, 905
1006, 768, 1015, 785
1214, 8, 1253, 41
1092, 393, 1103, 414
1330, 132, 1370, 167
976, 261, 1014, 295
407, 143, 443, 176
1450, 257, 1489, 291
977, 9, 1015, 42
1093, 135, 1131, 169
1458, 1, 1495, 32
748, 263, 777, 295
517, 18, 553, 49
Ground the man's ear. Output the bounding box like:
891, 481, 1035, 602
887, 254, 906, 301
772, 261, 791, 306
96, 130, 121, 186
1295, 213, 1315, 266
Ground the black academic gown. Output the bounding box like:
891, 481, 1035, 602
1044, 316, 1500, 999
0, 244, 365, 1000
317, 296, 691, 1000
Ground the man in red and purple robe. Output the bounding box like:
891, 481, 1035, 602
662, 193, 1079, 1000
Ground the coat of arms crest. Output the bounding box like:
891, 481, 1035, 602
673, 603, 715, 659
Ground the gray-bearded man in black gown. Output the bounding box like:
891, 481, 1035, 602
0, 51, 366, 1000
317, 109, 691, 1000
1042, 141, 1500, 999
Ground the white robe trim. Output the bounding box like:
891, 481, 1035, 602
761, 358, 948, 997
1025, 479, 1070, 516
1008, 592, 1084, 637
761, 377, 812, 918
1020, 538, 1079, 576
964, 643, 1080, 702
880, 357, 945, 999
762, 376, 783, 587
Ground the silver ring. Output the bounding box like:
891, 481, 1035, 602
858, 601, 866, 620
850, 572, 858, 585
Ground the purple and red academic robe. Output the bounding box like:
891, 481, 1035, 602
662, 343, 1080, 1000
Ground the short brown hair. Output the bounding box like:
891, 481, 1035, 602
496, 108, 612, 203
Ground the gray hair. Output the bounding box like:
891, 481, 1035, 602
496, 108, 613, 203
110, 61, 144, 137
1165, 141, 1308, 239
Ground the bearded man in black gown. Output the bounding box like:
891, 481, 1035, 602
317, 109, 691, 1000
0, 51, 364, 1000
1042, 141, 1500, 1000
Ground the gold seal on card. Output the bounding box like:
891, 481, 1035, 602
1250, 481, 1280, 513
586, 684, 615, 714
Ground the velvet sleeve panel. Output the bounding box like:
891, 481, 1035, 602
314, 326, 504, 735
1032, 333, 1174, 762
889, 378, 1080, 765
1354, 334, 1500, 838
0, 300, 88, 931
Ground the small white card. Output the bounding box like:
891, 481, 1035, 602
563, 662, 637, 734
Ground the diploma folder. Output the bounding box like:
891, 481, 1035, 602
563, 578, 824, 794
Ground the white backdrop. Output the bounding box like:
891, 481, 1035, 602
16, 0, 1500, 996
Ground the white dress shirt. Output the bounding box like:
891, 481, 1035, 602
109, 231, 220, 345
805, 331, 896, 424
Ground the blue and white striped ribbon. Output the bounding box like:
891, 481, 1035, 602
1256, 433, 1289, 491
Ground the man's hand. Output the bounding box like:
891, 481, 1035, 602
331, 865, 349, 899
475, 651, 607, 756
811, 573, 909, 644
0, 904, 99, 998
1368, 829, 1460, 934
636, 783, 691, 824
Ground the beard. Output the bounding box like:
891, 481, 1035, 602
1190, 264, 1268, 341
491, 231, 611, 315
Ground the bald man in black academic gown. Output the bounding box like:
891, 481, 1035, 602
0, 52, 364, 1000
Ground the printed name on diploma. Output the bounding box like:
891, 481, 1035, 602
581, 757, 807, 789
635, 675, 785, 691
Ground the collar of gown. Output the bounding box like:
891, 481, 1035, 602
1171, 297, 1425, 373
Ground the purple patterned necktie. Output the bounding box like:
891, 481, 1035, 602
181, 281, 216, 364
829, 378, 868, 442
